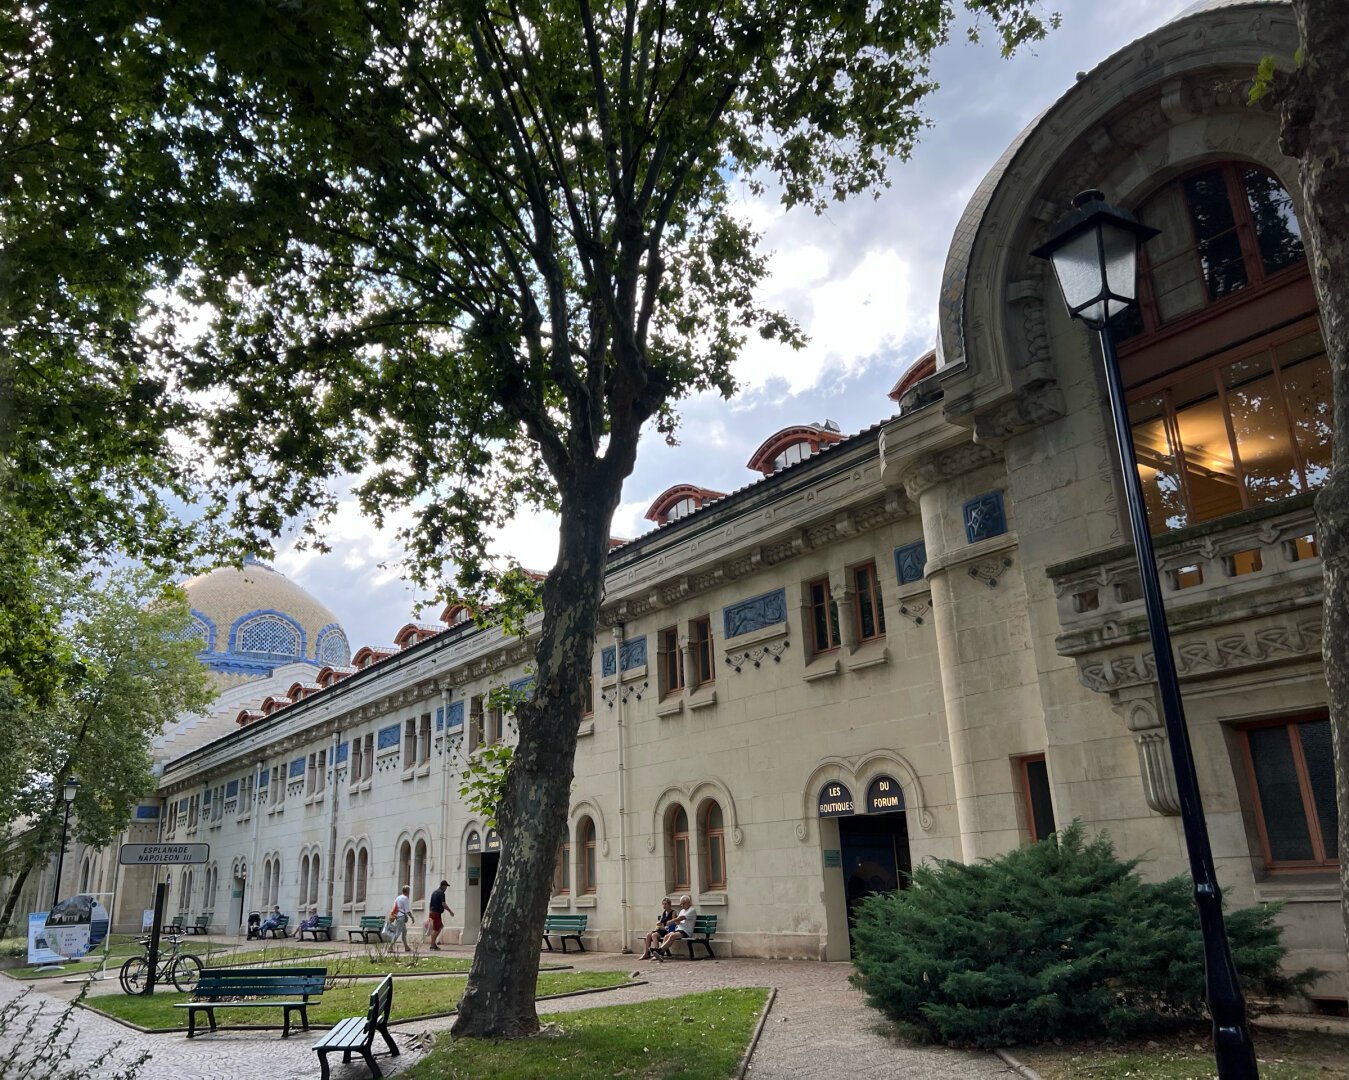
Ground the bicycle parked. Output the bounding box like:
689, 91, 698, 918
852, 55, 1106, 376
118, 934, 203, 994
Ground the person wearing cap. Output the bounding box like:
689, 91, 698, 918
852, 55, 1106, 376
427, 878, 454, 950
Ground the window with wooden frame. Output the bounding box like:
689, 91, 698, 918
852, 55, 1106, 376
413, 839, 427, 900
355, 847, 369, 903
553, 840, 570, 895
1016, 754, 1057, 843
851, 562, 887, 643
658, 625, 684, 698
701, 800, 727, 890
349, 738, 363, 788
468, 696, 484, 749
807, 577, 841, 655
418, 713, 432, 763
1111, 164, 1326, 535
581, 674, 594, 718
344, 849, 356, 904
1239, 712, 1337, 870
691, 616, 715, 686
488, 705, 504, 745
579, 818, 598, 894
668, 805, 691, 893
361, 733, 374, 780
398, 840, 412, 891
403, 718, 417, 770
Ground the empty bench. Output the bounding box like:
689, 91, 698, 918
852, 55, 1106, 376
660, 914, 718, 960
174, 966, 327, 1038
184, 912, 211, 935
297, 916, 334, 941
348, 916, 386, 944
313, 974, 398, 1080
542, 914, 588, 953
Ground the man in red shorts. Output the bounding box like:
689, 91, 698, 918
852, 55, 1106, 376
427, 878, 454, 949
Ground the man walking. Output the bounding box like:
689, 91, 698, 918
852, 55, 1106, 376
427, 878, 454, 950
390, 885, 412, 952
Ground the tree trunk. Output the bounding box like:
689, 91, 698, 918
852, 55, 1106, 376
1282, 0, 1349, 986
451, 467, 621, 1037
1, 858, 36, 933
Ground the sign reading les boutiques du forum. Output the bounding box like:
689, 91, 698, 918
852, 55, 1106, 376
118, 843, 210, 866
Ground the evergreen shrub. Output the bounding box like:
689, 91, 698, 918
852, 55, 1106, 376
849, 822, 1315, 1048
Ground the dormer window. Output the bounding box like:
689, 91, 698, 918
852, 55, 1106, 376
746, 422, 843, 476
644, 485, 726, 527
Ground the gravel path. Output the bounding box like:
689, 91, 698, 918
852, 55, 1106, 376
1, 942, 1014, 1079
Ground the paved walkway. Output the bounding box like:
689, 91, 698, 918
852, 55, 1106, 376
0, 941, 1016, 1079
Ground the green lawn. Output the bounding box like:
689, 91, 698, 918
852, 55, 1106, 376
83, 970, 633, 1031
1016, 1028, 1349, 1080
404, 988, 770, 1080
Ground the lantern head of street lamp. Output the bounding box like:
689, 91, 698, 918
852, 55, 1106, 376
63, 776, 79, 804
1031, 190, 1159, 330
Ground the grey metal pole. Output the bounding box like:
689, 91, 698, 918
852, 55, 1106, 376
1095, 324, 1258, 1078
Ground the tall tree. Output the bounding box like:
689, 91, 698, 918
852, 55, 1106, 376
1277, 0, 1349, 971
0, 568, 215, 931
15, 0, 1055, 1034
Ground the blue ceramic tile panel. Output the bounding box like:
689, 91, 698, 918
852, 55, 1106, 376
601, 645, 617, 678
723, 588, 787, 639
963, 491, 1006, 543
336, 742, 349, 764
377, 723, 401, 750
894, 541, 927, 585
289, 757, 306, 778
447, 701, 465, 728
226, 780, 239, 798
620, 637, 646, 670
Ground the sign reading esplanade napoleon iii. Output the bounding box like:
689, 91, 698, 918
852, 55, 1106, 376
118, 843, 210, 866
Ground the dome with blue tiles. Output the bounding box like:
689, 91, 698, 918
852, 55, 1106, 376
182, 559, 350, 683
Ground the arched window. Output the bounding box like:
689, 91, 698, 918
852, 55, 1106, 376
412, 839, 427, 901
579, 818, 597, 894
269, 857, 281, 906
236, 614, 302, 659
299, 854, 311, 909
356, 848, 369, 904
316, 626, 351, 667
553, 838, 570, 896
398, 841, 412, 895
700, 801, 727, 890
309, 853, 321, 905
1112, 164, 1327, 535
79, 855, 92, 893
667, 806, 690, 893
262, 859, 273, 907
344, 849, 356, 905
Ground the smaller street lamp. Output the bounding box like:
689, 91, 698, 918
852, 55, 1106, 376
1033, 191, 1258, 1080
52, 775, 80, 910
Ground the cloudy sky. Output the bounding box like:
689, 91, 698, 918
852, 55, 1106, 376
273, 0, 1197, 648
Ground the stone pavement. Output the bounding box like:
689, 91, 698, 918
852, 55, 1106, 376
0, 941, 1016, 1079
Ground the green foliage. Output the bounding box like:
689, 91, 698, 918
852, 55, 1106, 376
457, 742, 515, 829
850, 823, 1315, 1049
1250, 54, 1280, 104
0, 566, 216, 907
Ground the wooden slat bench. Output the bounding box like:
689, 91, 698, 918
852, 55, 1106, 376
296, 916, 334, 941
184, 912, 211, 935
174, 966, 327, 1038
542, 914, 588, 953
313, 974, 398, 1080
166, 912, 187, 935
348, 916, 387, 944
659, 914, 718, 960
262, 914, 291, 939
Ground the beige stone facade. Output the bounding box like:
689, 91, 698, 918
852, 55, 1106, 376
25, 0, 1343, 1004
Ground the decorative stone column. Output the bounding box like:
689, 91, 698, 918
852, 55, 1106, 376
1116, 687, 1181, 815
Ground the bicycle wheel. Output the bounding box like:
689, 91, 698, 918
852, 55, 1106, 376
119, 957, 149, 995
171, 954, 203, 992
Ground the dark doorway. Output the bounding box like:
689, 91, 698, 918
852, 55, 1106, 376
479, 852, 499, 920
839, 812, 911, 944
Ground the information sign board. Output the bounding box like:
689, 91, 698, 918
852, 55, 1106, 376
118, 843, 210, 866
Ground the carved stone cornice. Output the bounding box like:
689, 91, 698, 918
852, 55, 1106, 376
897, 442, 1002, 500
972, 380, 1066, 445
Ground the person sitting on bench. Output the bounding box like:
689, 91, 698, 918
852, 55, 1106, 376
257, 905, 284, 936
641, 897, 676, 960
654, 895, 696, 961
297, 905, 321, 935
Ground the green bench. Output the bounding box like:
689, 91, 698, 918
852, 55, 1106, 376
262, 914, 291, 939
296, 915, 334, 941
174, 966, 327, 1038
348, 916, 387, 944
313, 974, 398, 1080
184, 912, 211, 935
166, 912, 187, 935
660, 914, 718, 960
542, 914, 588, 953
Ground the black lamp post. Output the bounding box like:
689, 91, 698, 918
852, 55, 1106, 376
1033, 190, 1258, 1079
51, 775, 80, 910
